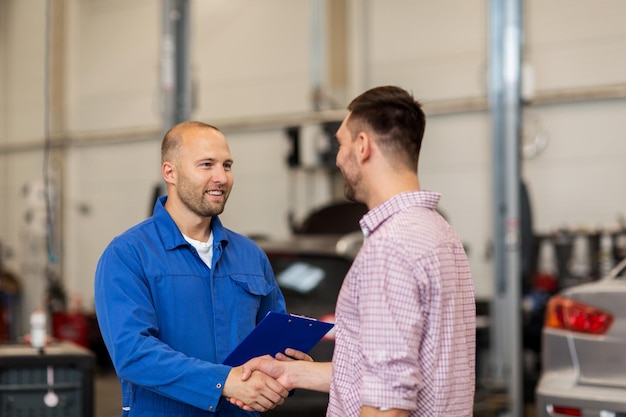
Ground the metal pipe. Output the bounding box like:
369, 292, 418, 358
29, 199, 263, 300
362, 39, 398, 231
489, 0, 523, 416
174, 0, 191, 124
346, 0, 370, 98
310, 0, 325, 110
160, 0, 176, 131
161, 0, 191, 132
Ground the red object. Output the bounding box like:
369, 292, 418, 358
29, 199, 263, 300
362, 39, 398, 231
0, 305, 9, 341
550, 405, 582, 416
544, 296, 613, 335
52, 311, 89, 348
532, 272, 559, 293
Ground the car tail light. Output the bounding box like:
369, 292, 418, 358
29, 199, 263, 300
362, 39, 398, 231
544, 295, 613, 335
548, 404, 582, 416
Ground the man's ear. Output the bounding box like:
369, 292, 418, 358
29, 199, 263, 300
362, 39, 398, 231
162, 162, 176, 185
357, 132, 372, 163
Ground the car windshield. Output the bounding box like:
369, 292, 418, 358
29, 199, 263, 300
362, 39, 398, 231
277, 261, 326, 293
268, 253, 351, 304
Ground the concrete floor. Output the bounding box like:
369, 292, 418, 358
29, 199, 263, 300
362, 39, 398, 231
94, 371, 121, 417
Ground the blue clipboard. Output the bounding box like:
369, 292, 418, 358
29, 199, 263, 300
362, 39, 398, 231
222, 311, 334, 367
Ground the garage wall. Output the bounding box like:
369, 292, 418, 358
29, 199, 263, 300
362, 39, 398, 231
0, 1, 5, 140
66, 0, 160, 131
1, 0, 625, 327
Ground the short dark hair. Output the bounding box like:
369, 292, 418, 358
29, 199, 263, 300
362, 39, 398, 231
347, 86, 425, 171
161, 121, 221, 164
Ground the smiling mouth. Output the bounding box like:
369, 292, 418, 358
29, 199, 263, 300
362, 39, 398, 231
207, 190, 223, 196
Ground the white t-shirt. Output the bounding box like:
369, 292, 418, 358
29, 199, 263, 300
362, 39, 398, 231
183, 232, 214, 268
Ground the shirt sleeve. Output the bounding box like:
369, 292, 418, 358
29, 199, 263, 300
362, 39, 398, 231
357, 236, 427, 411
94, 240, 231, 412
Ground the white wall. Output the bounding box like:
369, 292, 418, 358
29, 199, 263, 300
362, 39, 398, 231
0, 0, 6, 138
66, 0, 161, 131
527, 0, 626, 90
1, 0, 626, 328
523, 101, 626, 230
368, 0, 488, 100
192, 1, 312, 119
0, 0, 51, 326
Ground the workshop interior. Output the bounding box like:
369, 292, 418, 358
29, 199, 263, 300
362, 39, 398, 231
1, 1, 626, 416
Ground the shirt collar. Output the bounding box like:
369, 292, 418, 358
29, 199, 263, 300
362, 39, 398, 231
152, 195, 229, 251
359, 190, 441, 238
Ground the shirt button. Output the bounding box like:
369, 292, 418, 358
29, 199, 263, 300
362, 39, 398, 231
208, 405, 213, 410
216, 383, 222, 389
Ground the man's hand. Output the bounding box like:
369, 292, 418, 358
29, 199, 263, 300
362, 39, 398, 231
229, 349, 331, 410
238, 349, 312, 388
241, 355, 293, 389
228, 349, 313, 410
222, 365, 289, 412
275, 348, 313, 363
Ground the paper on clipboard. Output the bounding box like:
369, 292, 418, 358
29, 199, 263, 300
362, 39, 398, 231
222, 311, 334, 367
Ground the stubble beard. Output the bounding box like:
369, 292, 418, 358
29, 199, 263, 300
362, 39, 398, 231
177, 176, 229, 218
342, 169, 361, 203
344, 181, 357, 202
341, 153, 362, 203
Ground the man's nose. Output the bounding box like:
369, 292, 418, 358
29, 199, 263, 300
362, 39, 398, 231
212, 166, 228, 183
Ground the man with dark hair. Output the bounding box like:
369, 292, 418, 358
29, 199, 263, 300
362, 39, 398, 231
234, 86, 476, 416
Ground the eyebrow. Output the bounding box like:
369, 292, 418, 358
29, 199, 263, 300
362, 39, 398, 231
197, 157, 234, 165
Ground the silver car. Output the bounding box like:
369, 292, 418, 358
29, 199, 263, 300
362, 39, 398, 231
536, 257, 626, 417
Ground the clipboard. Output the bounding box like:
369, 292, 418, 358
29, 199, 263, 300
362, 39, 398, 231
222, 311, 334, 367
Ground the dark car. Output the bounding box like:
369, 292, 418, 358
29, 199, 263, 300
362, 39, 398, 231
255, 232, 363, 417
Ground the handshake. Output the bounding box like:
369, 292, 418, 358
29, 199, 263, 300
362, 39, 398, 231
222, 348, 330, 412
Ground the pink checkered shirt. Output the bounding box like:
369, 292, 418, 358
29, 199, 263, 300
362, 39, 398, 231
327, 191, 476, 417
